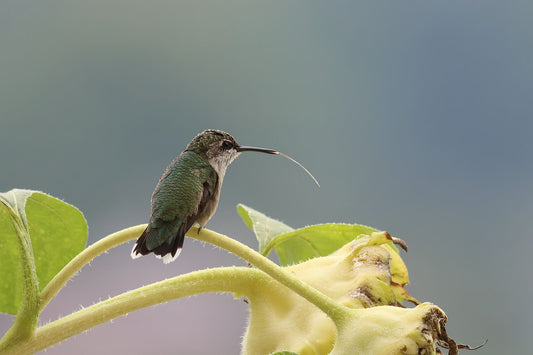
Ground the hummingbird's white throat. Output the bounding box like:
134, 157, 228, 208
208, 149, 241, 178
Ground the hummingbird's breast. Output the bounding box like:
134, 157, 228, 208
194, 169, 223, 227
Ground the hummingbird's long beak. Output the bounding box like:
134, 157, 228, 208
236, 146, 278, 154
236, 145, 320, 187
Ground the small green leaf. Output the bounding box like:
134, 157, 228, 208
270, 223, 378, 266
0, 189, 87, 315
237, 204, 293, 256
237, 204, 381, 266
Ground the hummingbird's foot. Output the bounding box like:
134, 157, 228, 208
197, 226, 202, 234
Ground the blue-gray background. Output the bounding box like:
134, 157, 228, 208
1, 1, 531, 354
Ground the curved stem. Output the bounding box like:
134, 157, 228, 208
0, 205, 40, 352
41, 224, 347, 322
39, 225, 146, 311
3, 224, 348, 354
4, 267, 267, 355
188, 227, 348, 322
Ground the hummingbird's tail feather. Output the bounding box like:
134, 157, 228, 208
131, 227, 151, 258
160, 249, 182, 264
131, 219, 192, 263
150, 228, 184, 259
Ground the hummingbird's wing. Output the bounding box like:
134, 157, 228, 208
132, 151, 218, 262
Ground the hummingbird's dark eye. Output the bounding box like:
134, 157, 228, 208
221, 140, 233, 150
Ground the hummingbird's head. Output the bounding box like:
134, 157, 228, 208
186, 129, 320, 186
186, 129, 242, 175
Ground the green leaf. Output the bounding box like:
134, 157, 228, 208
0, 201, 22, 314
0, 189, 87, 315
237, 204, 380, 266
270, 223, 378, 266
237, 204, 294, 256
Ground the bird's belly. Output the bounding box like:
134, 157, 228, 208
196, 198, 218, 226
195, 181, 222, 227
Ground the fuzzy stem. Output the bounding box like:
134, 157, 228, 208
3, 224, 349, 354
42, 224, 348, 322
39, 225, 147, 311
0, 207, 40, 352
189, 227, 348, 322
2, 267, 268, 355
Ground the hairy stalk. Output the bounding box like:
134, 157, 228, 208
3, 267, 268, 355
44, 224, 347, 322
0, 203, 40, 352
2, 225, 349, 354
40, 225, 146, 311
189, 227, 348, 322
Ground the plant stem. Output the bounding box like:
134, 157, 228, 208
40, 225, 146, 311
189, 227, 348, 322
0, 203, 40, 352
3, 267, 268, 355
42, 225, 347, 322
4, 224, 349, 354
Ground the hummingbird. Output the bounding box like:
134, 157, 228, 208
131, 129, 319, 263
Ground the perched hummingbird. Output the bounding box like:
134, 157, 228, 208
131, 129, 318, 263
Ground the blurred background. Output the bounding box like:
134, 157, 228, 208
1, 1, 531, 354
